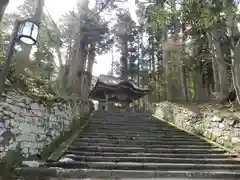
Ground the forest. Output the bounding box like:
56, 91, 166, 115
0, 0, 240, 106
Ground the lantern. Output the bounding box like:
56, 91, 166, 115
18, 20, 39, 45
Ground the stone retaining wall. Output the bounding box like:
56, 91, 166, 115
0, 89, 84, 158
153, 102, 240, 152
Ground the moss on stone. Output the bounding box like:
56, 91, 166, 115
223, 138, 232, 148
202, 130, 217, 142
7, 73, 68, 111
23, 92, 66, 112
233, 144, 240, 152
203, 131, 210, 138
210, 133, 218, 142
0, 143, 24, 179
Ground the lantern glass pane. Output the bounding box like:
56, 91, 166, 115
22, 21, 32, 36
31, 24, 39, 40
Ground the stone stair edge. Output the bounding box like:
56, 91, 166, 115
14, 167, 240, 179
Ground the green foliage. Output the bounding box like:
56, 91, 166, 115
59, 4, 113, 57
151, 8, 171, 29
114, 8, 142, 79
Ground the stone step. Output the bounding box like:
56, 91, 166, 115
75, 136, 207, 142
91, 114, 150, 118
63, 155, 240, 164
67, 145, 224, 154
83, 130, 191, 136
86, 127, 177, 131
85, 125, 185, 130
80, 132, 202, 140
91, 119, 153, 121
64, 150, 236, 159
88, 122, 170, 127
83, 128, 193, 134
90, 119, 156, 122
75, 137, 210, 145
71, 142, 217, 149
90, 119, 152, 122
15, 167, 240, 179
46, 161, 240, 171
86, 125, 187, 131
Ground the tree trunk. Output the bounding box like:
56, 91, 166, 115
67, 34, 86, 94
211, 30, 229, 97
224, 1, 240, 103
0, 0, 9, 23
137, 33, 141, 85
191, 43, 205, 102
162, 31, 172, 100
181, 21, 188, 101
171, 2, 187, 101
180, 66, 188, 100
193, 67, 204, 102
206, 33, 221, 93
229, 33, 240, 104
85, 44, 95, 94
122, 40, 128, 80
151, 33, 155, 73
161, 0, 172, 101
212, 58, 221, 92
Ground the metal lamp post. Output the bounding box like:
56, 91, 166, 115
0, 19, 39, 98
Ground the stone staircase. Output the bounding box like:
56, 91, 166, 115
17, 111, 240, 179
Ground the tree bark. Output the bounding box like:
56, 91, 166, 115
193, 66, 204, 102
121, 40, 128, 80
160, 0, 172, 101
224, 1, 240, 104
206, 33, 221, 93
0, 0, 9, 23
211, 30, 229, 97
67, 33, 86, 94
85, 44, 95, 94
180, 21, 188, 101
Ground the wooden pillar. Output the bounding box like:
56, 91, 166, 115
129, 102, 134, 112
105, 94, 108, 111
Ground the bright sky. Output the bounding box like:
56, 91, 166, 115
6, 0, 137, 76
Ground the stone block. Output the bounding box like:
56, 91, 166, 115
11, 105, 22, 113
30, 103, 40, 110
17, 133, 36, 142
232, 128, 240, 136
154, 108, 165, 120
218, 123, 225, 129
111, 170, 155, 178
233, 144, 240, 152
224, 117, 236, 126
231, 136, 240, 144
212, 115, 223, 122
234, 121, 240, 128
31, 110, 43, 117
17, 102, 26, 108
